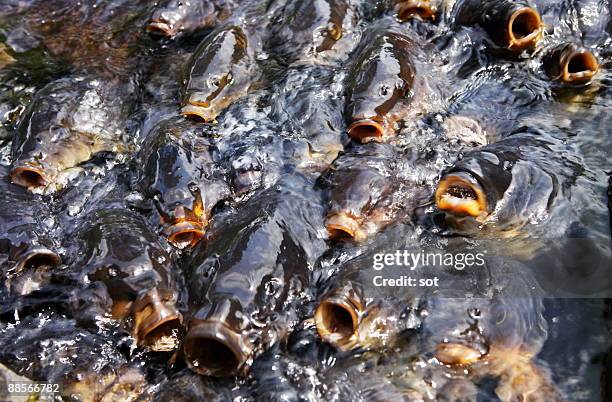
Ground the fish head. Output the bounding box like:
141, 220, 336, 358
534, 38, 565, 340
132, 288, 182, 352
140, 121, 221, 249
346, 34, 415, 142
147, 0, 215, 38
184, 299, 253, 377
505, 6, 543, 50
435, 147, 515, 224
156, 186, 207, 249
326, 159, 394, 241
314, 282, 364, 350
315, 284, 404, 351
397, 0, 438, 21
181, 27, 249, 123
11, 126, 76, 191
544, 43, 599, 85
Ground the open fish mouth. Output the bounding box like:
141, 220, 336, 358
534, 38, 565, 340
506, 7, 543, 50
347, 119, 385, 143
435, 172, 488, 219
397, 0, 437, 21
326, 212, 363, 241
10, 165, 51, 190
183, 321, 252, 377
561, 49, 599, 84
180, 103, 217, 123
164, 221, 206, 249
15, 247, 61, 274
314, 292, 363, 351
146, 20, 174, 37
132, 289, 182, 352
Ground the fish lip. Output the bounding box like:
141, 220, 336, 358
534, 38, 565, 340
132, 289, 182, 352
10, 164, 52, 190
435, 342, 484, 365
562, 49, 599, 84
314, 293, 363, 351
347, 118, 386, 143
14, 246, 61, 274
326, 212, 363, 241
183, 320, 252, 377
180, 103, 217, 123
397, 0, 437, 21
435, 172, 489, 220
506, 7, 543, 50
164, 221, 206, 249
146, 20, 175, 37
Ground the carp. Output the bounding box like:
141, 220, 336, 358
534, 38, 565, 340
147, 0, 233, 38
270, 66, 347, 172
420, 257, 561, 401
138, 116, 230, 249
267, 0, 358, 64
324, 143, 405, 241
217, 129, 284, 197
68, 208, 183, 352
0, 166, 60, 293
181, 25, 255, 123
10, 77, 133, 193
434, 129, 582, 233
452, 0, 543, 50
182, 175, 326, 376
0, 313, 150, 401
345, 31, 417, 143
542, 42, 599, 85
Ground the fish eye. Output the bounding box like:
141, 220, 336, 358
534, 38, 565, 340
208, 74, 231, 89
208, 76, 221, 87
187, 182, 199, 193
